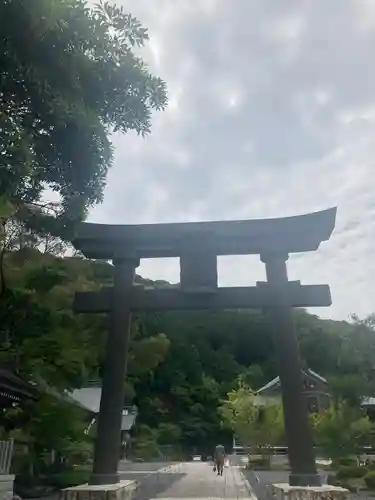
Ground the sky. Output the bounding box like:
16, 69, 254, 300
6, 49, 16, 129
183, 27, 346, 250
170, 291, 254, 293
89, 0, 375, 321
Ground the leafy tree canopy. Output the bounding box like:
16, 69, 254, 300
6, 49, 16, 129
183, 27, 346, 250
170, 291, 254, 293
220, 384, 284, 454
2, 245, 375, 463
311, 403, 374, 462
0, 0, 167, 223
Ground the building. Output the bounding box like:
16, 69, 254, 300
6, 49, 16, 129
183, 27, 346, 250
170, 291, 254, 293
361, 397, 375, 419
67, 383, 138, 459
0, 368, 38, 497
253, 368, 331, 414
0, 368, 37, 407
68, 384, 138, 435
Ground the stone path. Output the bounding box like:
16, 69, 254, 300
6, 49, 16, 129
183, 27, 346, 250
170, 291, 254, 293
119, 461, 174, 483
133, 462, 257, 500
24, 460, 257, 500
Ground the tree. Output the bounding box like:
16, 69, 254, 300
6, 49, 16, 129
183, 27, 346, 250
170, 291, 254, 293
311, 403, 374, 463
0, 250, 171, 391
239, 365, 266, 391
5, 231, 375, 468
329, 374, 368, 408
131, 425, 160, 461
0, 249, 173, 483
0, 0, 167, 223
5, 394, 92, 480
220, 384, 284, 460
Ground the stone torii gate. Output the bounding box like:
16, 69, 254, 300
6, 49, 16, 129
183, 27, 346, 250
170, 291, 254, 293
72, 207, 337, 488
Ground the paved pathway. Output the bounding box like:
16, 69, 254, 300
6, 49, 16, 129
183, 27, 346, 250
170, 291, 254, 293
23, 460, 257, 500
133, 462, 257, 500
119, 461, 174, 482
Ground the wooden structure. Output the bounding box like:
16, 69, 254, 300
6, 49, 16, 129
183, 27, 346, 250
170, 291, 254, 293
0, 368, 36, 407
72, 207, 337, 487
254, 368, 331, 413
0, 367, 36, 497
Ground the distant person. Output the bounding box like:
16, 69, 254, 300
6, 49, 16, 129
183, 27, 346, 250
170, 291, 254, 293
214, 444, 225, 476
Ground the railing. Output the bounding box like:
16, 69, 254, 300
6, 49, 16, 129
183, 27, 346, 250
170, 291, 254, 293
0, 439, 14, 474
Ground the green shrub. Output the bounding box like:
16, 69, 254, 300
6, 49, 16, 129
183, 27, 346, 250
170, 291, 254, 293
43, 469, 90, 489
336, 465, 368, 480
337, 457, 358, 467
247, 457, 270, 470
364, 471, 375, 490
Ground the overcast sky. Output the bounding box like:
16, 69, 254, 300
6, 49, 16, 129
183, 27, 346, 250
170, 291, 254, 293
89, 0, 375, 321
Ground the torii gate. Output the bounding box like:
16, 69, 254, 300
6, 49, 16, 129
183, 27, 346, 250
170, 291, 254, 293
72, 207, 337, 487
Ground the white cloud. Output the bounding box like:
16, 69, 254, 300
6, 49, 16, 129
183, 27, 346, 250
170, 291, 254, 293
89, 0, 375, 320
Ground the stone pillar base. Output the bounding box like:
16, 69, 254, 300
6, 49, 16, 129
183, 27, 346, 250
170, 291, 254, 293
0, 474, 15, 500
272, 483, 349, 500
60, 480, 137, 500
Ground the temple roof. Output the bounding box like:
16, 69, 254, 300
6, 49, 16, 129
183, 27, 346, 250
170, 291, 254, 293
255, 368, 328, 395
68, 387, 102, 413
0, 371, 136, 429
0, 368, 37, 403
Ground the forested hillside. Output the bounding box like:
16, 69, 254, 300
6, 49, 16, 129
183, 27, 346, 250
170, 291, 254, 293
1, 237, 375, 459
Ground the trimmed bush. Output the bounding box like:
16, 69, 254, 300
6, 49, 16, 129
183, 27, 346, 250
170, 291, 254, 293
247, 457, 270, 470
337, 457, 358, 467
364, 471, 375, 490
336, 465, 368, 480
43, 469, 90, 489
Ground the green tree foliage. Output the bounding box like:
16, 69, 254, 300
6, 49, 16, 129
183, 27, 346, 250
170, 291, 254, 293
220, 384, 284, 457
311, 403, 374, 462
131, 425, 160, 461
0, 0, 167, 222
0, 0, 167, 296
0, 249, 172, 479
0, 250, 171, 390
329, 374, 368, 408
2, 245, 375, 462
18, 397, 89, 455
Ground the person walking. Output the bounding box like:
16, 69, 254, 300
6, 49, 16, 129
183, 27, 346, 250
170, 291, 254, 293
214, 444, 225, 476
